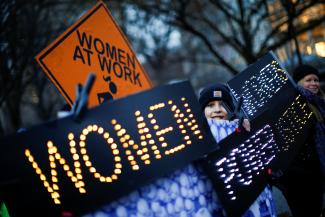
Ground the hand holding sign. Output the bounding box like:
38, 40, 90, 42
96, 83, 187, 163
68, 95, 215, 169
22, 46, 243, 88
71, 73, 96, 121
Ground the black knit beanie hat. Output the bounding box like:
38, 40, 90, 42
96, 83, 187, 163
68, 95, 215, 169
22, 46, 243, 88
199, 83, 235, 112
292, 64, 319, 82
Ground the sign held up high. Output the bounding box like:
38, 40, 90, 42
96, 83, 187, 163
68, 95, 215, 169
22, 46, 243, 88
36, 1, 152, 107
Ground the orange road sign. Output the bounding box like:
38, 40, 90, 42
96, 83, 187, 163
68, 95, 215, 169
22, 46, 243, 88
36, 1, 153, 107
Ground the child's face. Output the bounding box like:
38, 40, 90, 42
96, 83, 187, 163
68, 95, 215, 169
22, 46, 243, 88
204, 100, 228, 120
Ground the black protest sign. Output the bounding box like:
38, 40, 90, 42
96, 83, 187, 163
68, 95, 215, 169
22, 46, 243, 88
202, 52, 314, 217
228, 52, 290, 119
0, 81, 216, 216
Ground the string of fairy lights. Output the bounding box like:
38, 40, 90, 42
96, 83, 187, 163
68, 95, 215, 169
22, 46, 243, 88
230, 60, 288, 118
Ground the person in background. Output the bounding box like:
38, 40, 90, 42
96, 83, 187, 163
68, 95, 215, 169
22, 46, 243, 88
293, 64, 325, 97
198, 82, 276, 217
275, 64, 325, 217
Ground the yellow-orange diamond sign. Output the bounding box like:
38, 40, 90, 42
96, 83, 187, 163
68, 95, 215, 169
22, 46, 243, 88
36, 1, 152, 107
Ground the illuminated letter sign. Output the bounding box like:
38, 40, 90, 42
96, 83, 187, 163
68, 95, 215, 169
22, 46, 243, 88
228, 52, 289, 119
203, 101, 313, 217
0, 81, 216, 216
36, 1, 152, 107
202, 52, 314, 217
